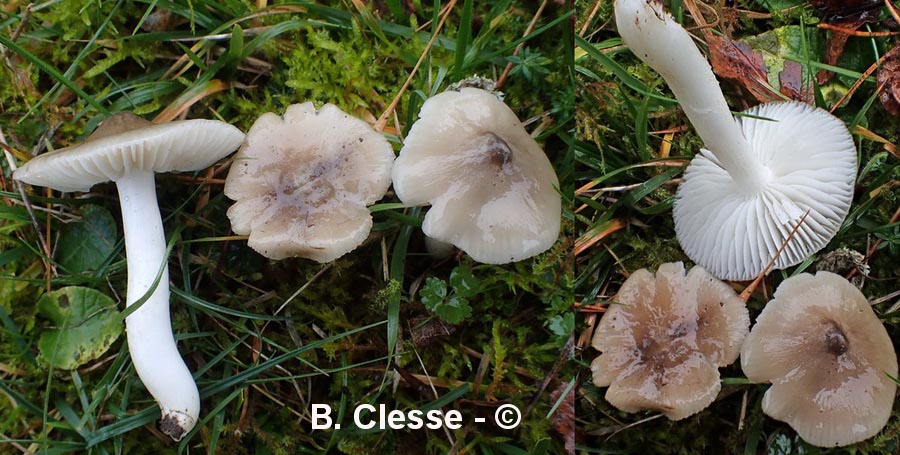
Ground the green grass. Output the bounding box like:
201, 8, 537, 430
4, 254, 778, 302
0, 1, 573, 453
576, 0, 900, 454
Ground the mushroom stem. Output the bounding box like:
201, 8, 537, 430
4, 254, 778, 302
116, 171, 199, 441
615, 0, 768, 191
425, 235, 455, 259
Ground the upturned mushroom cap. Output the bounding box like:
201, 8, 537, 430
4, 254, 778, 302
391, 87, 561, 264
224, 103, 394, 262
614, 0, 857, 281
740, 271, 897, 447
14, 113, 245, 192
591, 262, 750, 420
674, 102, 857, 281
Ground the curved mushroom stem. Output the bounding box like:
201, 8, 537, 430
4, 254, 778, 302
614, 0, 768, 192
425, 235, 455, 259
116, 171, 199, 441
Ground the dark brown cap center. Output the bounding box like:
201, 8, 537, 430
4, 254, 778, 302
825, 325, 849, 356
479, 132, 512, 168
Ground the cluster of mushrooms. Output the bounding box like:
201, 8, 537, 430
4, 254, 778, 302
13, 86, 562, 440
592, 0, 897, 449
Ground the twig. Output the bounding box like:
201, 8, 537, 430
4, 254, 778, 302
525, 335, 573, 416
887, 0, 900, 25
374, 0, 458, 132
847, 205, 900, 280
497, 0, 549, 89
830, 55, 885, 113
739, 210, 811, 302
817, 23, 900, 37
0, 128, 55, 278
579, 0, 604, 37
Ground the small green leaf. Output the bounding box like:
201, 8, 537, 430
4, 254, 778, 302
435, 296, 472, 324
56, 205, 118, 274
548, 313, 574, 339
420, 277, 470, 323
449, 265, 480, 298
420, 277, 447, 310
37, 286, 123, 370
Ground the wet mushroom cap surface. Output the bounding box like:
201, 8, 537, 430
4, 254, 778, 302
740, 271, 898, 447
224, 103, 394, 262
591, 262, 750, 420
391, 87, 561, 264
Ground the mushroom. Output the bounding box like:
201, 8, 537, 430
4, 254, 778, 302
614, 0, 857, 281
13, 113, 244, 440
223, 102, 394, 262
591, 262, 750, 420
740, 271, 897, 447
391, 86, 561, 264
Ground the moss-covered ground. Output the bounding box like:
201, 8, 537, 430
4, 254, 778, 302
0, 1, 574, 453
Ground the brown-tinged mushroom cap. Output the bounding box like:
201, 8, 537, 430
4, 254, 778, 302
224, 102, 394, 262
740, 271, 897, 447
14, 113, 244, 192
391, 87, 561, 264
591, 262, 750, 420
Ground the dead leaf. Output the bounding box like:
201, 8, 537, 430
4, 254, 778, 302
408, 316, 457, 348
877, 44, 900, 115
779, 60, 811, 102
812, 0, 881, 84
810, 0, 882, 21
549, 382, 575, 454
708, 35, 779, 103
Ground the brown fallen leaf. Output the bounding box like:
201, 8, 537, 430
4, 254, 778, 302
408, 315, 457, 348
549, 382, 575, 454
877, 44, 900, 115
811, 0, 882, 84
708, 35, 780, 103
810, 0, 882, 20
779, 60, 812, 102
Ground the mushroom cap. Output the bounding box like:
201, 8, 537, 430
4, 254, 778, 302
591, 262, 750, 420
740, 271, 897, 447
13, 113, 245, 193
391, 87, 561, 264
224, 102, 394, 262
674, 101, 857, 281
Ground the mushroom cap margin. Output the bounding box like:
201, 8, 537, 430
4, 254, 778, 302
391, 87, 561, 264
224, 102, 395, 262
14, 118, 245, 193
591, 262, 750, 420
740, 271, 897, 447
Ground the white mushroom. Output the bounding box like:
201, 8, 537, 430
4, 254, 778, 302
391, 87, 561, 264
223, 103, 394, 262
741, 272, 898, 447
14, 113, 244, 440
591, 262, 750, 420
614, 0, 857, 281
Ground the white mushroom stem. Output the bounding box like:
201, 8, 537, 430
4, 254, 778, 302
615, 0, 768, 192
425, 236, 455, 259
117, 170, 199, 440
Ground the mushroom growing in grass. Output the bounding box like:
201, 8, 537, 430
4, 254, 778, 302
615, 0, 857, 281
14, 113, 244, 440
224, 102, 394, 262
391, 87, 561, 264
591, 262, 750, 419
741, 272, 898, 447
